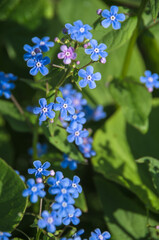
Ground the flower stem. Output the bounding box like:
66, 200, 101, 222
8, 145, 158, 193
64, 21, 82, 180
78, 61, 94, 70
15, 228, 31, 240
120, 0, 148, 79
32, 119, 38, 160
56, 67, 72, 89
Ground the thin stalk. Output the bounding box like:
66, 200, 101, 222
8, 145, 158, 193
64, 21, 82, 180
52, 64, 65, 70
78, 61, 94, 70
120, 0, 148, 79
56, 67, 72, 89
32, 119, 38, 160
15, 228, 31, 240
39, 198, 43, 216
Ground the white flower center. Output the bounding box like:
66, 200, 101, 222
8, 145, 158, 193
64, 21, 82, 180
80, 27, 85, 33
31, 51, 36, 56
62, 202, 67, 207
42, 107, 48, 113
75, 131, 80, 136
94, 48, 99, 53
87, 75, 92, 81
98, 235, 103, 240
63, 103, 68, 108
65, 51, 71, 57
72, 115, 77, 120
69, 213, 73, 217
56, 180, 60, 185
68, 157, 72, 161
31, 186, 37, 192
36, 62, 42, 68
61, 188, 67, 194
110, 15, 116, 21
148, 77, 153, 82
47, 217, 53, 224
38, 168, 43, 172
72, 183, 77, 188
40, 41, 45, 45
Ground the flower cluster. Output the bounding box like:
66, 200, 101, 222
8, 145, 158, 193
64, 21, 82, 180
0, 72, 17, 99
61, 154, 79, 170
28, 142, 48, 158
0, 232, 11, 240
140, 70, 159, 92
23, 37, 54, 76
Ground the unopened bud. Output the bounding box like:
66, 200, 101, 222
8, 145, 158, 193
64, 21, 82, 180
50, 170, 55, 176
97, 9, 102, 15
76, 61, 80, 65
36, 178, 43, 183
100, 57, 106, 64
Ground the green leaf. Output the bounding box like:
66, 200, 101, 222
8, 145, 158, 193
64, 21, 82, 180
96, 17, 137, 52
42, 123, 85, 162
150, 0, 159, 20
0, 158, 27, 231
75, 191, 88, 212
137, 157, 159, 195
20, 78, 46, 92
109, 78, 152, 133
95, 176, 159, 240
92, 110, 159, 212
0, 100, 29, 132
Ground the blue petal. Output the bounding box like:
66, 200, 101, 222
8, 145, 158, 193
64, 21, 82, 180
88, 81, 96, 89
23, 44, 32, 52
32, 37, 40, 44
79, 79, 87, 88
116, 13, 125, 21
38, 219, 47, 229
42, 161, 50, 169
33, 160, 42, 168
38, 190, 46, 198
43, 56, 51, 65
63, 217, 71, 226
56, 96, 64, 103
39, 66, 49, 76
22, 189, 30, 197
84, 32, 92, 40
75, 136, 83, 145
30, 66, 39, 76
61, 108, 67, 119
112, 20, 121, 30
46, 110, 55, 119
85, 48, 93, 55
67, 134, 75, 143
90, 39, 98, 48
78, 69, 87, 78
93, 72, 101, 81
54, 103, 61, 111
39, 112, 47, 121
103, 231, 111, 239
28, 168, 36, 174
27, 59, 35, 67
86, 65, 94, 74
47, 224, 56, 233
102, 9, 111, 18
91, 52, 99, 61
98, 43, 107, 51
110, 5, 119, 14
101, 19, 111, 28
33, 107, 41, 114
27, 178, 35, 187
67, 106, 75, 115
30, 193, 38, 203
145, 70, 151, 77
39, 98, 47, 107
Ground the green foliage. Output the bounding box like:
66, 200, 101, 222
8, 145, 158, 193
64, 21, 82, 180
109, 78, 152, 133
0, 158, 27, 231
92, 110, 159, 212
149, 0, 159, 20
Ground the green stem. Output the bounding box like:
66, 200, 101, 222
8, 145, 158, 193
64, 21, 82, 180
36, 229, 42, 240
32, 119, 38, 160
78, 60, 94, 70
15, 228, 31, 240
56, 67, 72, 89
120, 0, 148, 79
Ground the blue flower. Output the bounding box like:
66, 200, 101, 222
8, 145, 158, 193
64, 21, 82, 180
78, 66, 101, 89
0, 232, 11, 240
140, 70, 159, 92
60, 84, 77, 98
61, 154, 78, 170
22, 178, 46, 203
54, 97, 75, 120
70, 176, 82, 198
38, 210, 61, 233
27, 53, 50, 76
52, 198, 75, 218
60, 229, 84, 240
33, 98, 55, 123
63, 208, 82, 225
93, 106, 106, 121
67, 122, 89, 145
89, 229, 111, 240
32, 36, 54, 52
85, 40, 108, 61
28, 160, 51, 178
66, 112, 86, 126
71, 93, 87, 111
101, 6, 125, 30
0, 72, 17, 99
47, 171, 64, 194
49, 177, 75, 203
23, 44, 41, 61
15, 170, 25, 182
65, 20, 92, 42
28, 142, 48, 158
78, 137, 96, 158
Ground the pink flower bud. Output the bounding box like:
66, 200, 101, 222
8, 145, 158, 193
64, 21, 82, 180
100, 57, 106, 64
50, 170, 55, 176
36, 178, 43, 183
97, 9, 102, 15
76, 61, 80, 65
84, 44, 88, 49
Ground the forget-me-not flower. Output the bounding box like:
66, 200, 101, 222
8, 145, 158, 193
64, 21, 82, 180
140, 70, 159, 92
85, 40, 108, 61
78, 66, 101, 89
54, 97, 75, 120
33, 98, 55, 122
61, 154, 78, 171
65, 20, 92, 42
22, 178, 46, 203
67, 122, 89, 145
89, 228, 111, 240
63, 208, 82, 225
58, 45, 77, 64
38, 210, 61, 233
0, 232, 11, 240
27, 53, 50, 76
23, 44, 41, 61
28, 160, 51, 178
101, 6, 125, 30
32, 36, 54, 52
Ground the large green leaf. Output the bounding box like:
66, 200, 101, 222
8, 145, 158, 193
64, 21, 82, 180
92, 110, 159, 212
0, 0, 19, 20
109, 78, 152, 133
42, 123, 85, 162
150, 0, 159, 20
0, 100, 29, 132
95, 176, 159, 240
0, 158, 27, 231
